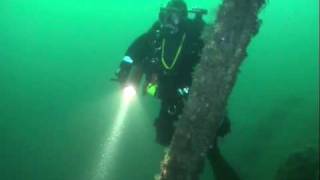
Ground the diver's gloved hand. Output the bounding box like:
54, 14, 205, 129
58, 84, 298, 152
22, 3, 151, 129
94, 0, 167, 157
111, 69, 126, 84
110, 72, 126, 89
111, 56, 134, 84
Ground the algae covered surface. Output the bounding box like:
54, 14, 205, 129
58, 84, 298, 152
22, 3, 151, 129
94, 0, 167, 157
0, 0, 318, 180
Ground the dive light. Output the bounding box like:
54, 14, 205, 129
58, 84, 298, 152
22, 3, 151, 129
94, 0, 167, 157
123, 85, 136, 101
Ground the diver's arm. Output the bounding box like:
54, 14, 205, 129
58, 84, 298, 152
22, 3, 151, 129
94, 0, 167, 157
113, 33, 150, 84
113, 56, 134, 84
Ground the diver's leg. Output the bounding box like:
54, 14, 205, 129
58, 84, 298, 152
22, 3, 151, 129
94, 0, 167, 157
207, 141, 241, 180
153, 101, 177, 146
207, 114, 240, 180
153, 99, 184, 146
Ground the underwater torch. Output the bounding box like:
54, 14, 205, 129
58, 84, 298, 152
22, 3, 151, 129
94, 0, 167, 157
122, 64, 143, 102
112, 58, 144, 102
93, 63, 144, 180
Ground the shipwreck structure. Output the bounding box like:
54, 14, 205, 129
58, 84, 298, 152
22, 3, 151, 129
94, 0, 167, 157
158, 0, 266, 179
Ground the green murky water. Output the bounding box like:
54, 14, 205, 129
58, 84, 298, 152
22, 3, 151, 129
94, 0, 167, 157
0, 0, 318, 180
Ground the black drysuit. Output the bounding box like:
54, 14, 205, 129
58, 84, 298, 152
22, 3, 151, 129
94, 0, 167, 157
124, 19, 207, 146
120, 19, 239, 180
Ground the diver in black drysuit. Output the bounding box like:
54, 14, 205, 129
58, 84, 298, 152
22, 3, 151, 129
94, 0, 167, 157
114, 0, 240, 179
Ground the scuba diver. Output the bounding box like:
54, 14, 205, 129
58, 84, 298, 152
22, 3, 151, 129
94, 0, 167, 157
113, 0, 240, 179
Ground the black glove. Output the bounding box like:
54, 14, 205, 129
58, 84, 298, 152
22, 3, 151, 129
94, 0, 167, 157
111, 61, 132, 85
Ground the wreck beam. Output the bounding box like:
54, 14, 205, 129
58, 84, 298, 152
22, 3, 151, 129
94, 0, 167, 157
158, 0, 266, 179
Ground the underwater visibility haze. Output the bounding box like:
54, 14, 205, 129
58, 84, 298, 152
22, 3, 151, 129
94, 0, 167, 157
0, 0, 319, 180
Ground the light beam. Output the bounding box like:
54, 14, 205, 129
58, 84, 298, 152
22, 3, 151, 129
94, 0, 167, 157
91, 89, 136, 180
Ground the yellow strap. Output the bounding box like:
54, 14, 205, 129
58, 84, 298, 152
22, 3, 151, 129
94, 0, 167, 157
161, 33, 186, 70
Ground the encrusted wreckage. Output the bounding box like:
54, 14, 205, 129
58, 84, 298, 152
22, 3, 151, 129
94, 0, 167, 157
275, 148, 319, 180
158, 0, 266, 179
